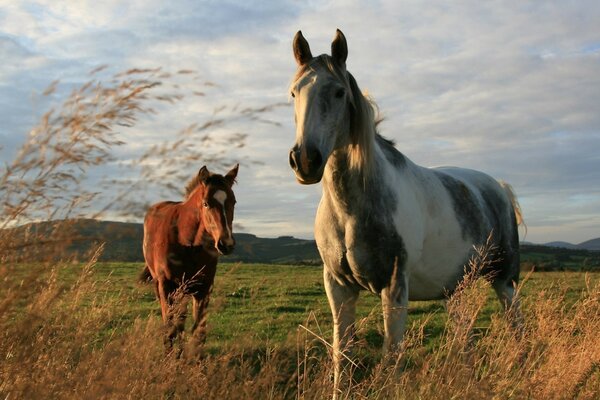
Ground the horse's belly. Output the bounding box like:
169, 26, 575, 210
407, 268, 460, 300
406, 243, 472, 300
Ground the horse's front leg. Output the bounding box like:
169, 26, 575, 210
190, 290, 211, 353
157, 278, 187, 355
324, 268, 359, 399
381, 259, 409, 356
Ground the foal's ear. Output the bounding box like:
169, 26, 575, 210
198, 165, 210, 183
225, 163, 239, 186
331, 29, 348, 66
293, 30, 313, 66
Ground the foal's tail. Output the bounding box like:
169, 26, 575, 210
499, 181, 526, 234
138, 265, 153, 284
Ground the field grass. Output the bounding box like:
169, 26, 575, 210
1, 260, 599, 399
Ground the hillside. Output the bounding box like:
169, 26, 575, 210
578, 237, 600, 251
2, 219, 598, 268
2, 219, 320, 264
541, 238, 600, 251
543, 241, 580, 250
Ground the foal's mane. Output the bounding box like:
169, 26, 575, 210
292, 55, 380, 175
184, 173, 229, 199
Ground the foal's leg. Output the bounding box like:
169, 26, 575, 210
191, 290, 211, 349
157, 278, 175, 351
324, 268, 359, 399
157, 279, 187, 354
171, 293, 189, 353
381, 260, 409, 356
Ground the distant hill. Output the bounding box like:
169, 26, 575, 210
578, 238, 600, 251
224, 233, 320, 264
542, 238, 600, 251
2, 219, 597, 265
2, 219, 320, 264
543, 241, 580, 250
2, 219, 144, 263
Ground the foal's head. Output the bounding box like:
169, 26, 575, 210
186, 164, 239, 255
289, 29, 374, 184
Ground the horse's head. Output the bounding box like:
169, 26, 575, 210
190, 164, 238, 255
289, 29, 362, 184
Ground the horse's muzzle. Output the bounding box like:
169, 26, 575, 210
217, 238, 235, 255
289, 144, 323, 184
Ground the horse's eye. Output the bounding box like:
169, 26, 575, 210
290, 91, 295, 98
335, 88, 345, 98
203, 202, 209, 208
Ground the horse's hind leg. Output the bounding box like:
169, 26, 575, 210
493, 279, 524, 331
381, 260, 409, 356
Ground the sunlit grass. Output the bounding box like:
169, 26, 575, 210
2, 259, 598, 399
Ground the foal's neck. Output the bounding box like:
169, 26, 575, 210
177, 189, 204, 246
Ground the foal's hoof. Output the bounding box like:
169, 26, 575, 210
186, 339, 207, 361
164, 349, 183, 359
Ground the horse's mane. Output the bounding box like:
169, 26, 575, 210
184, 173, 230, 198
346, 70, 379, 174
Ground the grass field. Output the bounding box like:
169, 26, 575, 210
1, 260, 599, 399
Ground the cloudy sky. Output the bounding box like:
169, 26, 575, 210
1, 1, 599, 244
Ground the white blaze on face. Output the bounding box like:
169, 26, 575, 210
213, 190, 232, 239
213, 190, 227, 206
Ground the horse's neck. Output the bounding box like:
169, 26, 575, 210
323, 139, 419, 217
177, 193, 204, 246
323, 145, 381, 214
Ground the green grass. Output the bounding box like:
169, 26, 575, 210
5, 261, 597, 353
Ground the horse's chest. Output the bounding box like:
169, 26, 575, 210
316, 211, 406, 294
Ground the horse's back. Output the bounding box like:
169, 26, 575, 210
143, 201, 181, 279
144, 201, 180, 234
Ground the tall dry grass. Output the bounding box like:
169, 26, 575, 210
1, 238, 598, 399
0, 67, 285, 264
1, 71, 599, 399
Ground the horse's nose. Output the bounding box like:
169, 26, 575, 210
289, 144, 322, 176
217, 237, 235, 255
289, 147, 300, 172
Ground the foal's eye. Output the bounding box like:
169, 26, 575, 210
334, 88, 345, 99
203, 202, 209, 208
290, 91, 295, 98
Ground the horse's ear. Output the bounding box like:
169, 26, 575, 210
225, 163, 239, 186
331, 29, 348, 66
293, 31, 313, 66
198, 165, 210, 183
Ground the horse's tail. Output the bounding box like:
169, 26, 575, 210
138, 265, 153, 284
499, 181, 526, 235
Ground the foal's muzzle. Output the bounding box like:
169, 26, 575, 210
289, 144, 324, 184
217, 237, 235, 255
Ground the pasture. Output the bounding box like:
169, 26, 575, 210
1, 260, 598, 399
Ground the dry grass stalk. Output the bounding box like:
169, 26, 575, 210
0, 67, 286, 265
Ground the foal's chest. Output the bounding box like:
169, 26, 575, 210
165, 244, 217, 282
